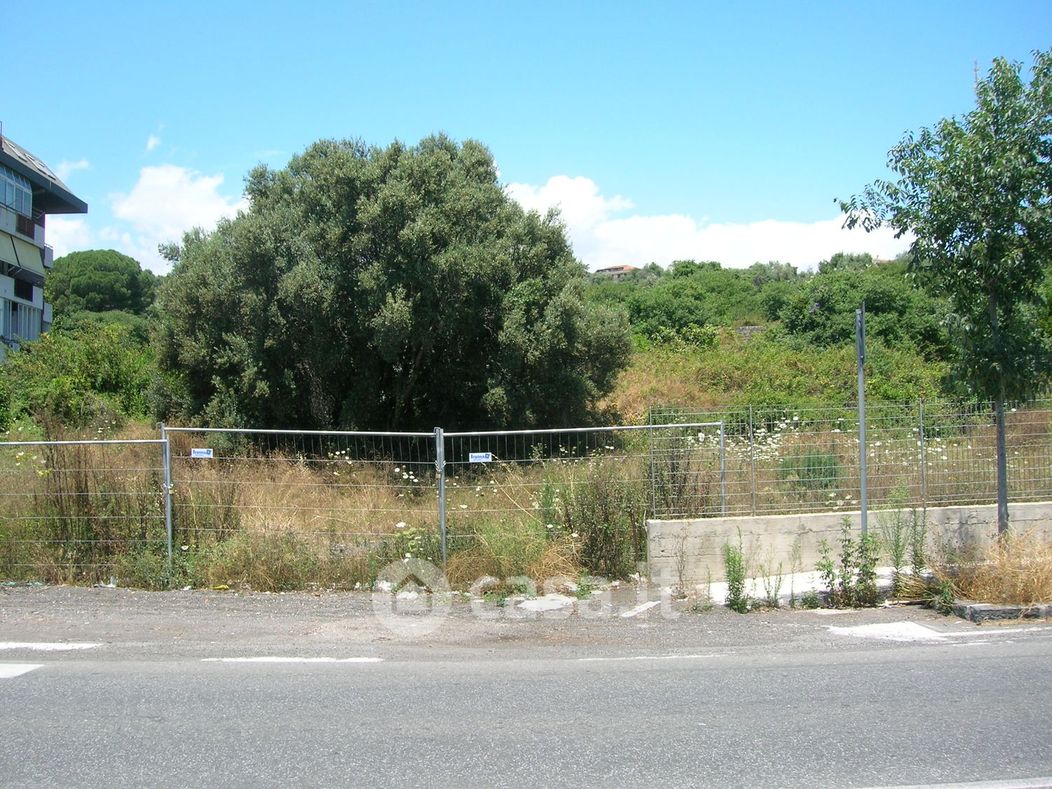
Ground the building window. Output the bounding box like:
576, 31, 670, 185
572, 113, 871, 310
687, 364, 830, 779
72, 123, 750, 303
15, 214, 35, 237
0, 165, 33, 218
13, 278, 33, 301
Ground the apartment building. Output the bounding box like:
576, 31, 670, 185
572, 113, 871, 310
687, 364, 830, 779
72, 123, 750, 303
0, 133, 87, 357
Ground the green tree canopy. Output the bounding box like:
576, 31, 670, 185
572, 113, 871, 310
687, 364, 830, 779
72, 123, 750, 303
842, 49, 1052, 532
45, 250, 157, 316
1, 323, 154, 431
779, 258, 949, 357
586, 260, 769, 341
155, 135, 632, 430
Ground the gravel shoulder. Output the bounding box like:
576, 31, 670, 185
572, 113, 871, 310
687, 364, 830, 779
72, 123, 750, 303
0, 582, 1028, 663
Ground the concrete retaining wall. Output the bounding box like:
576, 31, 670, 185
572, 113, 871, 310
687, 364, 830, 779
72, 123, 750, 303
647, 501, 1052, 586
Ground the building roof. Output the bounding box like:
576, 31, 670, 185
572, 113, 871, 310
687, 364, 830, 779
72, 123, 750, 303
0, 135, 87, 215
595, 264, 638, 275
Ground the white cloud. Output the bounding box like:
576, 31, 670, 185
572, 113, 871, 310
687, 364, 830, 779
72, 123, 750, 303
110, 164, 248, 272
54, 159, 90, 182
506, 175, 910, 270
507, 175, 633, 231
44, 216, 94, 258
145, 134, 161, 153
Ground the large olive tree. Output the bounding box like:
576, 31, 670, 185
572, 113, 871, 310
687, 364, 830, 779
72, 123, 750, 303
155, 135, 631, 431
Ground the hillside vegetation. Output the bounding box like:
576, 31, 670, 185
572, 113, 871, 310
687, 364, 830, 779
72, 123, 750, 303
0, 134, 1031, 438
1, 244, 972, 436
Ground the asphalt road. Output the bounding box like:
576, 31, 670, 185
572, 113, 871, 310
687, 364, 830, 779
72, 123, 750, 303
2, 586, 1051, 788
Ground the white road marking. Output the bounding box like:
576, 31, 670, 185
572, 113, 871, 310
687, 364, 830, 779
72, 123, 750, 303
620, 601, 661, 618
939, 626, 1044, 637
517, 594, 575, 612
863, 776, 1052, 788
828, 622, 947, 642
578, 653, 723, 663
0, 642, 100, 652
829, 621, 1051, 643
0, 663, 43, 679
201, 657, 383, 664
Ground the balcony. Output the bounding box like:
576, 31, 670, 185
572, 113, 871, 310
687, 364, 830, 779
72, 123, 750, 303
43, 245, 53, 268
0, 205, 44, 246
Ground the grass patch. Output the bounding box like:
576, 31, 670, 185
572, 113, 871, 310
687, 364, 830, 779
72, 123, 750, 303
934, 531, 1052, 606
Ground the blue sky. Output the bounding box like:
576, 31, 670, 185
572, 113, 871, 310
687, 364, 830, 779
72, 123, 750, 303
6, 1, 1050, 272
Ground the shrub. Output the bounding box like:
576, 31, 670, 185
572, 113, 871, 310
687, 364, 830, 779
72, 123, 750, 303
0, 373, 10, 431
723, 535, 749, 613
562, 460, 646, 578
2, 323, 154, 431
817, 520, 880, 607
114, 545, 198, 590
878, 493, 914, 597
200, 530, 320, 591
779, 449, 842, 492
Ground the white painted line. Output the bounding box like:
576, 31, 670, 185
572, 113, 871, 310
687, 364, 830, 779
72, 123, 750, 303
828, 622, 947, 642
517, 594, 575, 612
201, 657, 383, 664
0, 642, 100, 652
939, 626, 1044, 637
0, 663, 43, 679
578, 653, 722, 663
862, 776, 1052, 788
620, 601, 661, 618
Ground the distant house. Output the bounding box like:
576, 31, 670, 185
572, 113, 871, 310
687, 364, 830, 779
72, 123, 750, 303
594, 264, 638, 280
0, 133, 87, 357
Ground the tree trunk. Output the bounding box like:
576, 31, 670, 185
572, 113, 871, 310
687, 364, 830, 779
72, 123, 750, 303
994, 393, 1009, 534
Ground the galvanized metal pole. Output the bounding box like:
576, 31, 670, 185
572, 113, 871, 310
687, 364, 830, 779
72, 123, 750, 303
918, 399, 927, 519
159, 423, 174, 574
647, 413, 657, 518
748, 405, 756, 516
856, 306, 868, 536
719, 420, 727, 516
434, 427, 448, 568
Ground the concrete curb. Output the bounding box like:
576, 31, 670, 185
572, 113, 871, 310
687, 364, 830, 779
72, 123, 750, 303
953, 599, 1052, 623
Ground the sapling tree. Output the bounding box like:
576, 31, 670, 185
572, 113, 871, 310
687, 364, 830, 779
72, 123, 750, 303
841, 49, 1052, 533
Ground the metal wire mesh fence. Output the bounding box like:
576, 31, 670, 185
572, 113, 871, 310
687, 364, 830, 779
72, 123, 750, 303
161, 427, 440, 587
0, 439, 167, 583
439, 423, 725, 573
651, 399, 1052, 516
158, 423, 724, 582
3, 399, 1051, 587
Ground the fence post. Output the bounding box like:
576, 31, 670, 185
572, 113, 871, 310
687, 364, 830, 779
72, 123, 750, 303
748, 405, 756, 516
918, 399, 927, 518
158, 423, 174, 575
856, 307, 868, 536
719, 420, 727, 516
434, 427, 448, 568
647, 413, 657, 518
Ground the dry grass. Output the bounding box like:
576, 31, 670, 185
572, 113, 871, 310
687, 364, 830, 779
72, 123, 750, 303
937, 531, 1052, 606
445, 534, 580, 590
8, 410, 1052, 594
